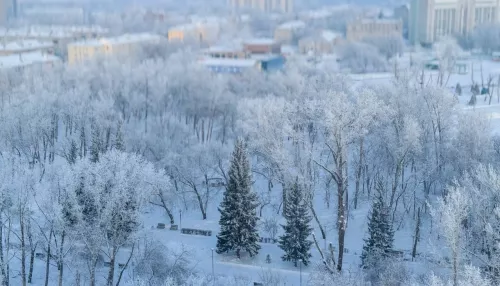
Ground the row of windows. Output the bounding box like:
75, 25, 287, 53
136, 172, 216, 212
475, 7, 496, 25
434, 8, 457, 38
349, 23, 400, 33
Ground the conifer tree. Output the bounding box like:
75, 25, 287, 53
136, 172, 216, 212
90, 122, 100, 163
114, 121, 125, 151
361, 188, 394, 269
278, 180, 313, 267
216, 139, 260, 258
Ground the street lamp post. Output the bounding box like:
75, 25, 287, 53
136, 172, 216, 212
299, 259, 303, 286
179, 210, 182, 229
211, 248, 215, 285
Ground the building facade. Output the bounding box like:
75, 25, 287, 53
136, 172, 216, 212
243, 38, 281, 54
228, 0, 294, 14
67, 33, 161, 64
346, 19, 403, 41
274, 20, 305, 44
298, 30, 343, 55
410, 0, 500, 45
167, 23, 220, 44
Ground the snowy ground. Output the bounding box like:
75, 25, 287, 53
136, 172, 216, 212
125, 56, 500, 285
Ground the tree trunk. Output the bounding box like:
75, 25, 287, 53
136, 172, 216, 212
44, 229, 53, 286
20, 212, 26, 286
0, 211, 7, 286
354, 140, 363, 209
337, 183, 346, 272
193, 185, 207, 220
411, 208, 421, 261
58, 231, 65, 286
336, 149, 347, 272
75, 271, 81, 286
106, 246, 117, 286
115, 244, 134, 286
28, 248, 35, 284
310, 204, 326, 240
27, 221, 36, 284
90, 257, 98, 286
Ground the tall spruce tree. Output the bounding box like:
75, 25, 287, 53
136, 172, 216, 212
278, 180, 313, 267
90, 122, 101, 163
360, 189, 394, 268
216, 139, 260, 258
113, 121, 125, 151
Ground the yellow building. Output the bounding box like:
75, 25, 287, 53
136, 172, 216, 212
228, 0, 294, 14
346, 18, 403, 41
67, 33, 162, 65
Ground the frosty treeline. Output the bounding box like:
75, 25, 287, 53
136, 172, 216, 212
0, 45, 498, 285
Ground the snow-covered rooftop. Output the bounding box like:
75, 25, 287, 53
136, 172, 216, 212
277, 20, 306, 30
0, 40, 54, 52
205, 45, 243, 53
68, 33, 162, 47
200, 58, 257, 67
0, 25, 108, 39
23, 7, 84, 14
321, 30, 342, 41
243, 38, 277, 45
0, 51, 61, 69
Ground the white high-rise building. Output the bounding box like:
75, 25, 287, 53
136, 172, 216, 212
410, 0, 500, 45
228, 0, 294, 14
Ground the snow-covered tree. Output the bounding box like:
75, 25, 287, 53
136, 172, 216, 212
278, 180, 313, 267
431, 185, 469, 286
216, 139, 260, 258
360, 187, 394, 269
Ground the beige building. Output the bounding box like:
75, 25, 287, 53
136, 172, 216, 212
274, 20, 305, 44
67, 34, 162, 65
410, 0, 500, 45
228, 0, 294, 14
298, 30, 343, 55
346, 18, 403, 41
168, 22, 220, 44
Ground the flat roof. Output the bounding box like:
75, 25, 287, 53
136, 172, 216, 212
0, 40, 54, 51
278, 20, 306, 30
321, 30, 342, 41
0, 51, 61, 69
68, 33, 162, 47
244, 38, 277, 45
0, 25, 108, 38
205, 45, 243, 53
200, 58, 257, 67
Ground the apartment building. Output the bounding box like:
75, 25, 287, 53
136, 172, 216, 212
228, 0, 294, 14
0, 40, 54, 55
298, 30, 343, 55
67, 33, 162, 64
409, 0, 500, 45
203, 45, 249, 59
0, 0, 16, 24
0, 51, 60, 71
346, 18, 403, 41
274, 20, 305, 44
168, 22, 220, 44
243, 38, 281, 54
